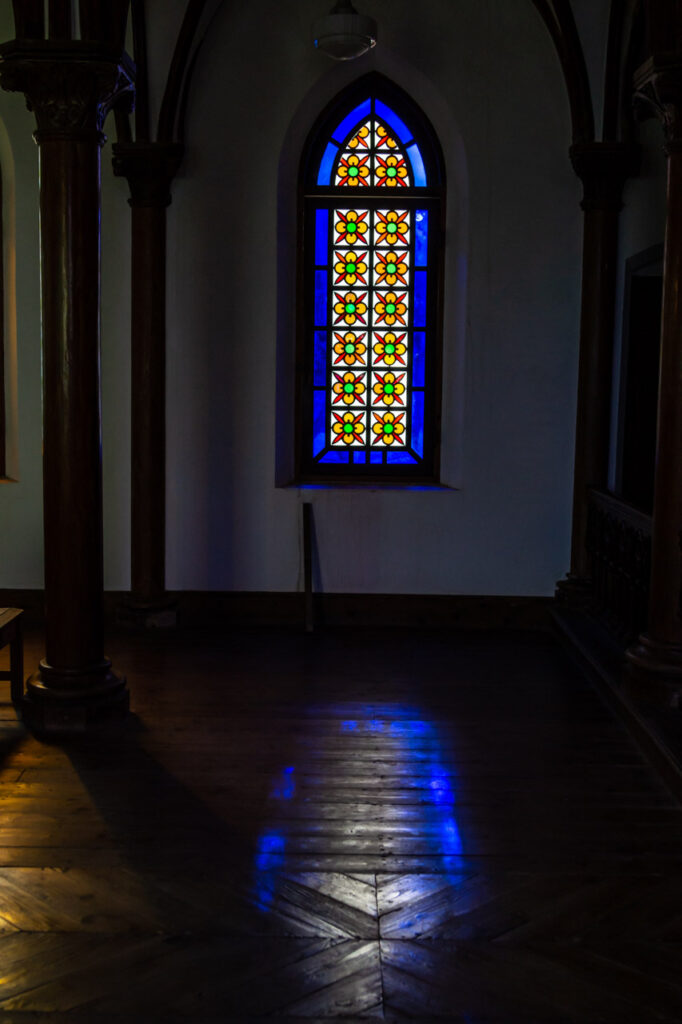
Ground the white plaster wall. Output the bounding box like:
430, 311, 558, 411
0, 1, 622, 597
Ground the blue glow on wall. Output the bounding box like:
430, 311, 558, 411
375, 100, 412, 144
415, 210, 428, 265
412, 392, 424, 457
270, 766, 296, 801
407, 144, 427, 187
331, 98, 372, 144
315, 209, 328, 265
318, 142, 339, 186
414, 271, 427, 327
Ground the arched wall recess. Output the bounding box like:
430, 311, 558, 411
275, 55, 469, 489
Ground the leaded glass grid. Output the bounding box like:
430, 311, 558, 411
303, 92, 442, 479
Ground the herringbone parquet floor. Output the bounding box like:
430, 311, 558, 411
0, 627, 680, 1022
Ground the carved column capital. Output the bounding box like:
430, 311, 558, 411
634, 55, 682, 154
0, 41, 134, 144
112, 141, 184, 207
569, 141, 641, 211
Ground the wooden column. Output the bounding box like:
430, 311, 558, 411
557, 142, 638, 602
626, 57, 682, 701
112, 142, 183, 628
0, 44, 132, 730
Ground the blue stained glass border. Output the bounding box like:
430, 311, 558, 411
331, 99, 372, 145
407, 143, 427, 187
387, 451, 417, 465
321, 451, 349, 464
375, 100, 412, 144
411, 392, 425, 458
415, 210, 428, 265
412, 332, 425, 387
313, 331, 327, 386
314, 271, 327, 326
414, 271, 427, 328
370, 452, 383, 464
315, 209, 328, 265
318, 142, 339, 186
313, 391, 326, 456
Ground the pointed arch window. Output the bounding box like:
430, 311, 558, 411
299, 80, 445, 481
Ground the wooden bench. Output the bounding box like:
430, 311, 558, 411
0, 607, 24, 705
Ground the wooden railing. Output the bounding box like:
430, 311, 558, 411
585, 488, 652, 642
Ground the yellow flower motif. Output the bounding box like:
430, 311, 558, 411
375, 250, 408, 286
334, 250, 368, 286
336, 209, 369, 246
373, 332, 407, 366
334, 291, 367, 326
373, 371, 405, 406
372, 410, 405, 446
333, 370, 366, 406
374, 291, 407, 327
376, 124, 398, 149
333, 410, 365, 446
348, 124, 370, 149
376, 209, 409, 246
376, 154, 409, 188
334, 331, 367, 366
336, 152, 370, 187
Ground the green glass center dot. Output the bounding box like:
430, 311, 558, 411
384, 423, 394, 434
386, 303, 396, 314
385, 343, 395, 354
344, 383, 355, 394
386, 263, 397, 274
346, 262, 356, 273
387, 167, 397, 177
349, 166, 359, 177
345, 303, 356, 314
345, 343, 355, 354
387, 223, 398, 234
343, 423, 354, 434
384, 383, 394, 394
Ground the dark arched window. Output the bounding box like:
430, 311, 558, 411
298, 76, 445, 481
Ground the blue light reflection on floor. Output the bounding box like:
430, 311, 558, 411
252, 705, 465, 911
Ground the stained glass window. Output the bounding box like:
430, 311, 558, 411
301, 84, 444, 480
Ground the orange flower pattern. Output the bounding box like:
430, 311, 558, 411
374, 291, 407, 327
334, 250, 368, 286
333, 370, 366, 406
372, 410, 405, 446
373, 371, 405, 406
333, 118, 410, 188
332, 410, 365, 446
324, 193, 417, 454
333, 331, 367, 366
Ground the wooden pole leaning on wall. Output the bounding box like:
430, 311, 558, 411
0, 34, 133, 731
626, 55, 682, 706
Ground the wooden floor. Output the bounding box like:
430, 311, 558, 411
0, 626, 681, 1022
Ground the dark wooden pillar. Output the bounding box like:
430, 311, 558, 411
557, 142, 638, 601
0, 44, 133, 730
626, 57, 682, 702
112, 142, 183, 627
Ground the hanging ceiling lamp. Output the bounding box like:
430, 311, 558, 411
313, 0, 377, 60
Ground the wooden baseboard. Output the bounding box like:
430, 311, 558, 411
0, 589, 553, 631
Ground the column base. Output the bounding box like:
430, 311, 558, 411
555, 573, 593, 608
21, 660, 129, 733
116, 596, 177, 630
624, 633, 682, 709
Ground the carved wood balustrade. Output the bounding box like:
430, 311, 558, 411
586, 488, 652, 643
